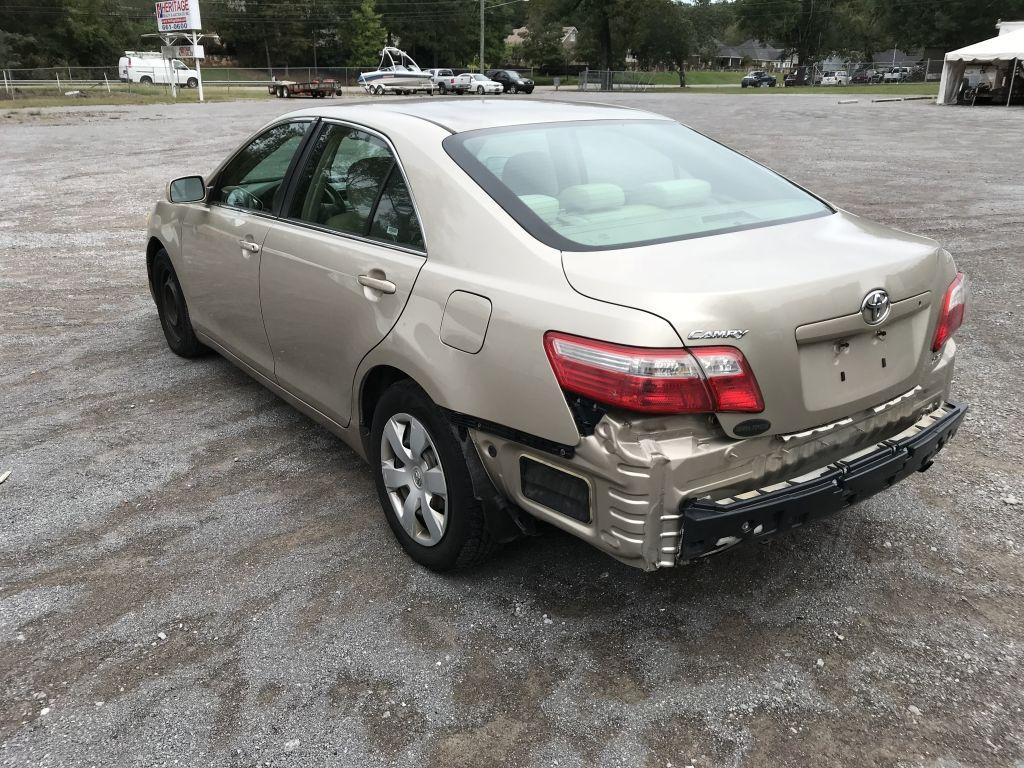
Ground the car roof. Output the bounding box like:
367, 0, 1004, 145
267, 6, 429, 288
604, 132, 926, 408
282, 99, 668, 134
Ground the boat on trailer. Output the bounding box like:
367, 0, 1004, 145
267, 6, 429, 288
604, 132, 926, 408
359, 47, 434, 95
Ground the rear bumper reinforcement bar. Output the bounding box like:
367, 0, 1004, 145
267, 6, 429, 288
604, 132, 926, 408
679, 401, 968, 560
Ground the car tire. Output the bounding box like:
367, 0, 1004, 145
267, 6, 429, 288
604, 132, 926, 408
439, 82, 447, 94
282, 85, 290, 98
371, 380, 499, 571
741, 82, 748, 88
140, 76, 153, 85
186, 77, 198, 88
152, 249, 206, 358
477, 85, 484, 95
510, 84, 517, 94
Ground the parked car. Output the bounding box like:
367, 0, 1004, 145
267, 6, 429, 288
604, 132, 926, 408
119, 51, 199, 87
741, 70, 777, 88
148, 101, 968, 572
883, 66, 912, 83
821, 70, 852, 86
783, 66, 818, 86
485, 69, 535, 94
851, 69, 876, 84
453, 72, 503, 95
425, 68, 458, 94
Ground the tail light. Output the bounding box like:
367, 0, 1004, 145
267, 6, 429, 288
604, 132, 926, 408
543, 332, 763, 415
931, 272, 967, 352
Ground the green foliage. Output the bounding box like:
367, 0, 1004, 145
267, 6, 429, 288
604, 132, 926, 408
519, 22, 567, 71
346, 0, 385, 66
4, 0, 1024, 71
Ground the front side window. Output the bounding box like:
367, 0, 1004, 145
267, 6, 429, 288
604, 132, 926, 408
215, 121, 309, 213
444, 119, 831, 251
288, 123, 424, 249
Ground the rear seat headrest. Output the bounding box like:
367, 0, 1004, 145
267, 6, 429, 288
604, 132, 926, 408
518, 194, 560, 223
630, 179, 712, 208
559, 183, 626, 213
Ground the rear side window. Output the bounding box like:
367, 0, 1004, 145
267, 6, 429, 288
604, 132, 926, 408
215, 121, 310, 213
444, 119, 831, 251
287, 123, 424, 250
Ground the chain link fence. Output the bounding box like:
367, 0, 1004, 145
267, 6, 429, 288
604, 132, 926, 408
0, 64, 542, 101
577, 70, 658, 91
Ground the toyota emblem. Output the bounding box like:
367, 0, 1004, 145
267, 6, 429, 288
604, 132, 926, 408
861, 289, 891, 326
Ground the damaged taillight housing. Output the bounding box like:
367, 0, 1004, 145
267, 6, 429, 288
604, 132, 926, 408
543, 332, 764, 415
932, 272, 967, 352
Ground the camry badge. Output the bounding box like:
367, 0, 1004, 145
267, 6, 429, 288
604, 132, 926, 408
687, 329, 749, 340
860, 289, 891, 326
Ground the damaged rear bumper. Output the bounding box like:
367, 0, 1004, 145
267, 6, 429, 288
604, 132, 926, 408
471, 353, 964, 570
679, 401, 967, 560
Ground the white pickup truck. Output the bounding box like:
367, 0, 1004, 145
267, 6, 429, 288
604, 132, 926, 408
119, 52, 199, 87
883, 66, 912, 83
424, 68, 458, 94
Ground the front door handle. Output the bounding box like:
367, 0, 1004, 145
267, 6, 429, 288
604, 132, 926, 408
238, 239, 261, 253
358, 274, 397, 294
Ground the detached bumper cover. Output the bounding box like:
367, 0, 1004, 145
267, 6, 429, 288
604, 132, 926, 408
679, 401, 968, 560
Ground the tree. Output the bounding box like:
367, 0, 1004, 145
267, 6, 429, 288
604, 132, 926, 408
346, 0, 385, 66
871, 0, 1024, 52
520, 22, 566, 70
734, 0, 841, 65
630, 0, 692, 86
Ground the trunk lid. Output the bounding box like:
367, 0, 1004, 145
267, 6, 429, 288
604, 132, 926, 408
561, 211, 950, 437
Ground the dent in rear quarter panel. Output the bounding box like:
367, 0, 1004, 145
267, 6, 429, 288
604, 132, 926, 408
352, 117, 684, 447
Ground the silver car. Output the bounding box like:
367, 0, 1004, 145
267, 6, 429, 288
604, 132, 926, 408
147, 100, 968, 571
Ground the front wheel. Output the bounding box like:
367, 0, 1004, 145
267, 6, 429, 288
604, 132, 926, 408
186, 77, 198, 88
152, 250, 206, 358
371, 381, 498, 570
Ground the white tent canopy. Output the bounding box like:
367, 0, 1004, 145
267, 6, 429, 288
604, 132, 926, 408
938, 27, 1024, 104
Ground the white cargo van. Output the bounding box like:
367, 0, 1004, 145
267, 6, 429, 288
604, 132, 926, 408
119, 52, 199, 87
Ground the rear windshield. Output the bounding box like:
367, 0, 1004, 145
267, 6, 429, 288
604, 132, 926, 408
443, 120, 831, 251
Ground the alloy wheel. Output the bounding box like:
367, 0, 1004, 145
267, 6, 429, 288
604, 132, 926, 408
379, 413, 448, 546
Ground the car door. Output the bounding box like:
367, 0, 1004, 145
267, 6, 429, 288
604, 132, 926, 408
259, 121, 427, 426
180, 119, 312, 376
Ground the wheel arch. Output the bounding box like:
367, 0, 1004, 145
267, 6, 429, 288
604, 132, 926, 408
358, 364, 416, 452
146, 236, 165, 298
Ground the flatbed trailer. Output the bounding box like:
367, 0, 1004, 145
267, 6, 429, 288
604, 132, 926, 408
269, 79, 339, 98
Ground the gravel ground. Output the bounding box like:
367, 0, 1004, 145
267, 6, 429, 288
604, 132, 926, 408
1, 92, 1022, 768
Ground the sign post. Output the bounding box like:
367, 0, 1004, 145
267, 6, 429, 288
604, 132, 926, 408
155, 0, 205, 102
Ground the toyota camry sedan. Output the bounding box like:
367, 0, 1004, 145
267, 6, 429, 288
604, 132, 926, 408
147, 100, 967, 571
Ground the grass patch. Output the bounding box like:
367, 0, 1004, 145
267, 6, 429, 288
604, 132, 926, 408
678, 82, 939, 96
0, 85, 270, 110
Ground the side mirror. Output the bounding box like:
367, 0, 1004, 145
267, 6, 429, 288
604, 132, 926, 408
168, 175, 206, 204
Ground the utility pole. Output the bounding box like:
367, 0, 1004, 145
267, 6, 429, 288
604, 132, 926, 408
480, 0, 485, 72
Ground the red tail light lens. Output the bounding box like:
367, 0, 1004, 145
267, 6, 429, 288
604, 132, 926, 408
931, 272, 967, 352
543, 332, 763, 415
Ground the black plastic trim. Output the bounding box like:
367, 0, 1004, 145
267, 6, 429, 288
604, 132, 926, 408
443, 409, 576, 458
679, 402, 968, 560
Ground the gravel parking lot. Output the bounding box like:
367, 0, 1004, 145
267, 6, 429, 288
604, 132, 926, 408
1, 92, 1022, 768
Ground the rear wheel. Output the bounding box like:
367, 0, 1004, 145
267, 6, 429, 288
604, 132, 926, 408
438, 82, 447, 94
477, 85, 484, 95
371, 381, 499, 570
152, 250, 206, 358
139, 76, 153, 85
281, 85, 290, 98
510, 84, 518, 94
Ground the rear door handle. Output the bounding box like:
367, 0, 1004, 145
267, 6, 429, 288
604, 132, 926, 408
358, 274, 397, 294
238, 239, 261, 253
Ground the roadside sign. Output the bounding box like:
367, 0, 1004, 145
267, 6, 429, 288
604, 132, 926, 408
161, 44, 205, 60
155, 0, 202, 32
